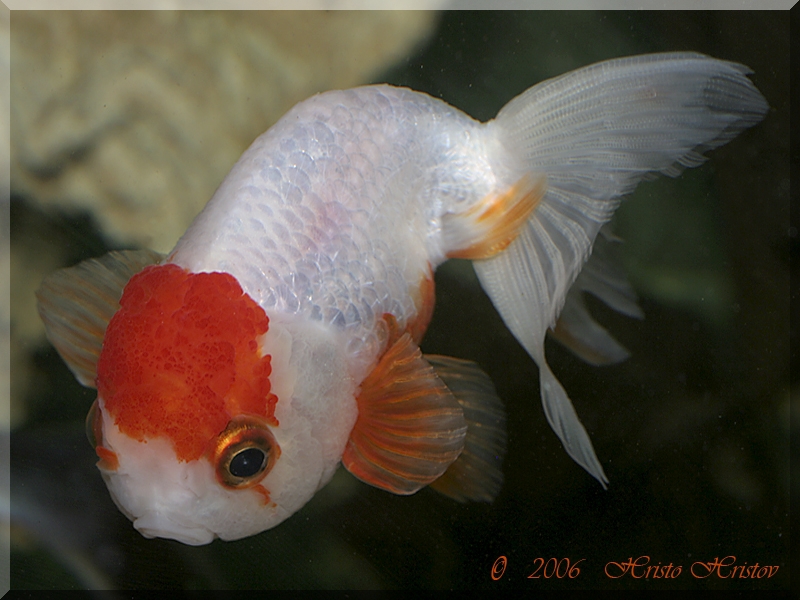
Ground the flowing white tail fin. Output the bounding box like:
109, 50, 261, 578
474, 52, 768, 486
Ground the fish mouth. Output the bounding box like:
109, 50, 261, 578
133, 511, 216, 546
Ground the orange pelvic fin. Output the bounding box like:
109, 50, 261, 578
342, 334, 467, 495
445, 173, 546, 260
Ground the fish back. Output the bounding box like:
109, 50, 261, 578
169, 85, 495, 379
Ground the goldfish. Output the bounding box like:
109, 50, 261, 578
36, 53, 767, 545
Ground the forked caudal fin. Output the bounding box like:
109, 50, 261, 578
473, 52, 768, 486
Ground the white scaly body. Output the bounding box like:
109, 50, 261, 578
171, 85, 506, 384
36, 53, 767, 545
165, 88, 508, 540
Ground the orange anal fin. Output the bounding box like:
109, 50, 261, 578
342, 334, 467, 495
425, 355, 506, 503
445, 173, 546, 260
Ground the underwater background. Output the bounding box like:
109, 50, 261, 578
9, 10, 790, 591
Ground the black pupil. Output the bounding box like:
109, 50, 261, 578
229, 447, 266, 478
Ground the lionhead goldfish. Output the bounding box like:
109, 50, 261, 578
37, 53, 767, 545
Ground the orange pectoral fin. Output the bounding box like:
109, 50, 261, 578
342, 334, 467, 495
445, 173, 546, 260
425, 355, 506, 503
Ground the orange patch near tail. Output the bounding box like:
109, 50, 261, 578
96, 264, 278, 463
446, 173, 547, 260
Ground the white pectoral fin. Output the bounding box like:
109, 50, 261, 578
36, 249, 165, 386
474, 53, 767, 486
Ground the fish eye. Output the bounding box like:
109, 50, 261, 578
211, 416, 280, 489
229, 447, 266, 478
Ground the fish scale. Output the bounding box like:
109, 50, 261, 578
169, 85, 495, 380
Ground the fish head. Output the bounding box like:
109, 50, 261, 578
87, 263, 356, 545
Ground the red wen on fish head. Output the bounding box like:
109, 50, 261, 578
95, 264, 280, 487
74, 258, 357, 544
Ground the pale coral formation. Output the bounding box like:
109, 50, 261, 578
12, 11, 438, 252
10, 10, 438, 424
